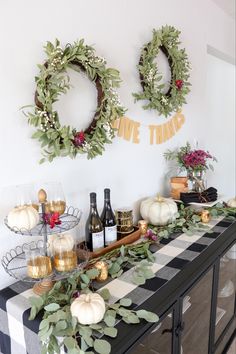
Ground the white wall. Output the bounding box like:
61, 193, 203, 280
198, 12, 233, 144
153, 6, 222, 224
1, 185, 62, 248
206, 53, 235, 196
0, 0, 235, 288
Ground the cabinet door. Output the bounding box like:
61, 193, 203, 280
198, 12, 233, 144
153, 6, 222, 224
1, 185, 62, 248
180, 268, 214, 354
129, 309, 175, 354
215, 241, 236, 344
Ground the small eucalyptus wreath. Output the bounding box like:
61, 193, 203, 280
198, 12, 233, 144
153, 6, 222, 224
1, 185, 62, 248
24, 39, 125, 163
133, 25, 191, 117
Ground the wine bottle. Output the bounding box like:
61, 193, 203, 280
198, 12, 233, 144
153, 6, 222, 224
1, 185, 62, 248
101, 188, 117, 246
85, 193, 104, 251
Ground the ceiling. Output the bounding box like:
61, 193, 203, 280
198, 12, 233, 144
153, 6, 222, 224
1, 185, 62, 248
212, 0, 235, 19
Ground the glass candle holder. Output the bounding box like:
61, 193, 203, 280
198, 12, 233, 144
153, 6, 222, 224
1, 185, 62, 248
52, 233, 77, 272
138, 220, 148, 237
201, 210, 211, 223
41, 182, 66, 215
25, 247, 52, 279
15, 183, 39, 210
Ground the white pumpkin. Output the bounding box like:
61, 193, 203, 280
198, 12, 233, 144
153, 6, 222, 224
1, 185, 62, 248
70, 293, 106, 325
7, 205, 39, 230
227, 197, 236, 208
140, 195, 178, 226
52, 233, 74, 254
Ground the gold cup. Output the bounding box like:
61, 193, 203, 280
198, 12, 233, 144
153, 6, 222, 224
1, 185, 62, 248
138, 220, 148, 236
54, 250, 77, 272
94, 261, 109, 282
116, 209, 134, 237
27, 256, 52, 279
45, 200, 66, 215
201, 210, 211, 223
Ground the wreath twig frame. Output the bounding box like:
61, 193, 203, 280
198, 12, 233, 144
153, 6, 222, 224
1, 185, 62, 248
24, 39, 125, 163
133, 26, 191, 117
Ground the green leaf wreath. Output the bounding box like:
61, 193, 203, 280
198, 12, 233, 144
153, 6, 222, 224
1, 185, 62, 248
133, 25, 191, 117
23, 39, 125, 163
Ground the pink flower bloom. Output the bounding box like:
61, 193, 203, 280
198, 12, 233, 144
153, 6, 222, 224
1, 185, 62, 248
145, 229, 158, 241
182, 149, 214, 170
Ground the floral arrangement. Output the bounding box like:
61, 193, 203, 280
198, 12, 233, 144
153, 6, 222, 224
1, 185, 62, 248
164, 142, 217, 173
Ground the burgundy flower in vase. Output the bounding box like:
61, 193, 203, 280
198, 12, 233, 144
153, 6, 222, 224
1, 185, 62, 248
73, 131, 85, 147
175, 79, 183, 90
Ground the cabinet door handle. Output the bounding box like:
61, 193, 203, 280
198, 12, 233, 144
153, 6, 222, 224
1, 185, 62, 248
162, 328, 172, 334
175, 321, 185, 336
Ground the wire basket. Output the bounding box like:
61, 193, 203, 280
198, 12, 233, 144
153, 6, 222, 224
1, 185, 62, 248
4, 206, 82, 236
1, 240, 89, 282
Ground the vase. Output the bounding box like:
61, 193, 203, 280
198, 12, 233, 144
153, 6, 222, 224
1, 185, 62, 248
187, 170, 206, 193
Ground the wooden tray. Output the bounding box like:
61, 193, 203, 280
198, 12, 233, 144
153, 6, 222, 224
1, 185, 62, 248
78, 227, 141, 260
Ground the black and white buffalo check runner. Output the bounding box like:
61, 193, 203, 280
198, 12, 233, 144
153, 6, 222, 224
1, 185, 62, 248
0, 217, 234, 354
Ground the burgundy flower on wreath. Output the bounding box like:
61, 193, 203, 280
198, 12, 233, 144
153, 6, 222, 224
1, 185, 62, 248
175, 79, 183, 90
73, 131, 85, 147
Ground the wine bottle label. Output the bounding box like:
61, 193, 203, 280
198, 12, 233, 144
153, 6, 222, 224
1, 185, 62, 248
105, 225, 117, 245
92, 231, 104, 250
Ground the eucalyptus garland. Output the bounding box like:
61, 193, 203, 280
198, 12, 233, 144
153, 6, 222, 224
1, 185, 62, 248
29, 242, 158, 354
148, 203, 236, 239
28, 203, 236, 353
133, 26, 191, 117
24, 39, 125, 163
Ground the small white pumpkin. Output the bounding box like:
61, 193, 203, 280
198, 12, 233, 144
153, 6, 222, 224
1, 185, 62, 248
227, 197, 236, 208
70, 293, 106, 325
140, 195, 178, 226
7, 205, 39, 230
52, 233, 74, 254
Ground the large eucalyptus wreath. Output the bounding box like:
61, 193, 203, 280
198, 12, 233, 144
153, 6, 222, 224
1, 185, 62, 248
24, 39, 125, 163
133, 26, 191, 117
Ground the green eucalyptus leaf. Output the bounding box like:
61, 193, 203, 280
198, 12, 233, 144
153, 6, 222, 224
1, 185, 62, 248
29, 305, 37, 320
86, 268, 100, 279
39, 325, 53, 341
44, 303, 60, 312
132, 273, 146, 285
79, 326, 92, 337
99, 288, 111, 301
119, 298, 132, 307
104, 327, 118, 338
136, 310, 159, 322
109, 262, 121, 275
104, 315, 116, 327
94, 339, 111, 354
29, 296, 44, 309
55, 320, 67, 331
80, 273, 90, 284
64, 336, 78, 350
90, 324, 103, 330
39, 318, 49, 330
127, 313, 140, 324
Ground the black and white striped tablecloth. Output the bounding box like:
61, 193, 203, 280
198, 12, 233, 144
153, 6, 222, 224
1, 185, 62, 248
0, 217, 234, 354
